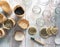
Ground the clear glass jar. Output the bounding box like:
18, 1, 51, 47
42, 10, 56, 27
50, 0, 60, 7
42, 10, 51, 17
37, 0, 50, 6
55, 6, 60, 15
22, 0, 32, 7
32, 6, 41, 14
36, 17, 45, 27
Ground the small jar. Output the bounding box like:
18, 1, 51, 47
3, 18, 15, 30
17, 19, 29, 29
0, 1, 12, 15
28, 27, 37, 35
38, 0, 50, 6
14, 5, 25, 18
0, 28, 5, 38
46, 27, 53, 36
0, 13, 7, 23
22, 0, 32, 6
14, 30, 25, 41
40, 27, 49, 39
55, 6, 60, 15
32, 6, 41, 14
40, 26, 58, 39
50, 26, 58, 35
55, 37, 60, 44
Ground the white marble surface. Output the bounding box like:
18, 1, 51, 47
0, 0, 60, 47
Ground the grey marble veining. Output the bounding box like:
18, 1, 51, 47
0, 0, 60, 47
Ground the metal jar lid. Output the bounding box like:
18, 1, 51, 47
28, 27, 37, 35
3, 18, 15, 30
17, 19, 29, 29
40, 28, 49, 39
14, 30, 25, 41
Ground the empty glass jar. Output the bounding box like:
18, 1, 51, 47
32, 6, 41, 14
36, 17, 45, 27
37, 0, 50, 6
55, 6, 60, 15
22, 0, 32, 7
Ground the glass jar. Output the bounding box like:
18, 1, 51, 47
36, 17, 45, 28
32, 6, 41, 14
55, 6, 60, 15
37, 0, 50, 6
22, 0, 32, 7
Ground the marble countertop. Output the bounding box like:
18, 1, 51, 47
0, 0, 60, 47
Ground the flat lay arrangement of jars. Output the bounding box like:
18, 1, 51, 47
0, 0, 60, 47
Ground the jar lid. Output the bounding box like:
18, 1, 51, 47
55, 38, 60, 44
18, 19, 29, 29
14, 5, 25, 18
50, 26, 58, 35
40, 28, 49, 39
14, 31, 25, 41
28, 27, 37, 35
32, 6, 41, 14
0, 1, 12, 15
3, 18, 15, 30
46, 27, 52, 36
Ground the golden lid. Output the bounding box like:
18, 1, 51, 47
3, 18, 15, 30
14, 5, 25, 18
0, 1, 12, 15
46, 27, 52, 36
14, 31, 25, 41
28, 27, 37, 35
50, 26, 58, 35
18, 19, 29, 29
40, 28, 49, 39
